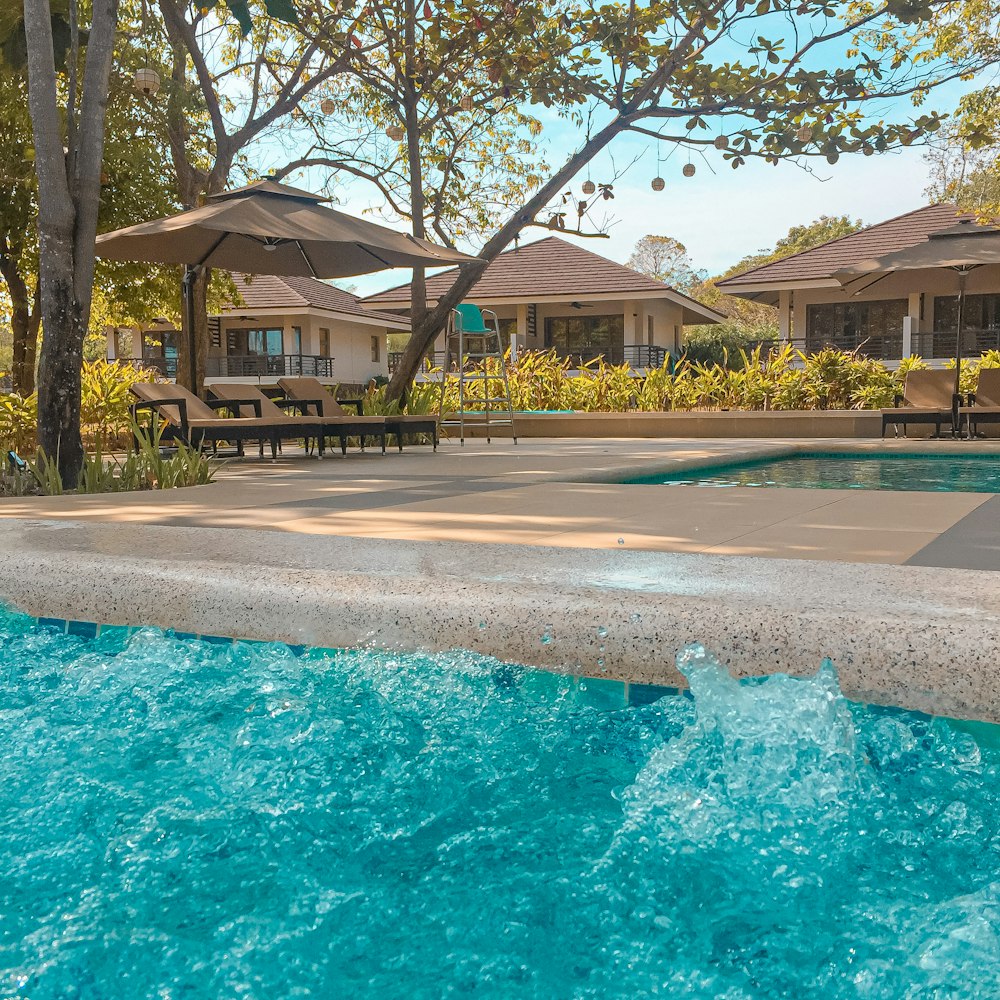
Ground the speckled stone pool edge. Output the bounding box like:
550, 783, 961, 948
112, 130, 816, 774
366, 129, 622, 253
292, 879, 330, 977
3, 518, 1000, 724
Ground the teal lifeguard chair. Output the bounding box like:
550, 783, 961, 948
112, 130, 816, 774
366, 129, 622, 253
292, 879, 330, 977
439, 303, 517, 445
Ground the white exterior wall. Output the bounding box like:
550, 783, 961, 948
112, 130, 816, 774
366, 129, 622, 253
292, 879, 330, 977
326, 319, 388, 383
786, 264, 1000, 351
214, 312, 390, 384
431, 298, 689, 355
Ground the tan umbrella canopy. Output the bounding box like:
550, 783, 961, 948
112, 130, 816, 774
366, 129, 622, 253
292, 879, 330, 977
96, 178, 475, 276
833, 220, 1000, 400
96, 179, 478, 389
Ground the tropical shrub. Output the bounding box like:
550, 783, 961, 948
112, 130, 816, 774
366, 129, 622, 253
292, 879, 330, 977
4, 422, 222, 497
680, 323, 779, 368
422, 347, 982, 414
0, 359, 159, 454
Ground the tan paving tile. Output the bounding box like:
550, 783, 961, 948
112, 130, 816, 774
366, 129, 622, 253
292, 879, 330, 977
777, 491, 990, 533
702, 525, 942, 563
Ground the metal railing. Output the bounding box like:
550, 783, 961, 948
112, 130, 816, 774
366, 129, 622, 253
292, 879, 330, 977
911, 328, 1000, 359
801, 333, 905, 359
206, 354, 334, 378
112, 355, 334, 378
389, 344, 669, 373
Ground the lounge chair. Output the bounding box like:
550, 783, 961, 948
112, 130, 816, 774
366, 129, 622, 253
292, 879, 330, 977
959, 367, 1000, 438
208, 382, 387, 456
130, 381, 289, 459
278, 377, 438, 452
880, 370, 959, 438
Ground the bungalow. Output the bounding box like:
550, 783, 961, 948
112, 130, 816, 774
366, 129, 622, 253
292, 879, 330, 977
106, 272, 409, 386
716, 203, 1000, 362
361, 236, 724, 370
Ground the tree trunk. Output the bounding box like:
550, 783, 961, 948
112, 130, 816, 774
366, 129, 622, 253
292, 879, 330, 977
35, 268, 86, 477
23, 0, 120, 487
0, 254, 40, 396
384, 124, 628, 402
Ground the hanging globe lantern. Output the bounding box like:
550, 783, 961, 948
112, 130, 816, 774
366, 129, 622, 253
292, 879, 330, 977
651, 176, 665, 191
713, 135, 729, 150
460, 95, 473, 111
582, 179, 596, 195
134, 67, 160, 97
386, 124, 405, 141
682, 163, 696, 178
321, 98, 336, 116
795, 124, 812, 143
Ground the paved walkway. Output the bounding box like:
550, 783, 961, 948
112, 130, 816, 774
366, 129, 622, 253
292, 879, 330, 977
2, 437, 999, 568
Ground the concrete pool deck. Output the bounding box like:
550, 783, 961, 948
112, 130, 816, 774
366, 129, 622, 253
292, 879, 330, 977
1, 436, 1000, 568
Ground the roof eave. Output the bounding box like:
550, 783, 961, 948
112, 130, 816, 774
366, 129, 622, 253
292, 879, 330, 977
219, 304, 410, 330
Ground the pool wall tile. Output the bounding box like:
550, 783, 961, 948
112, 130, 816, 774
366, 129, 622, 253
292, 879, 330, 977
37, 617, 68, 634
574, 677, 628, 711
66, 620, 98, 639
629, 683, 679, 706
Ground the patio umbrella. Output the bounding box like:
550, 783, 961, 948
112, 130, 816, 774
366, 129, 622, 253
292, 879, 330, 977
833, 220, 1000, 402
96, 179, 477, 388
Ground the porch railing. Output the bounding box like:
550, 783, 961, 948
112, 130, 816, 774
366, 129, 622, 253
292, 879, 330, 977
911, 328, 1000, 359
112, 354, 334, 379
206, 354, 335, 378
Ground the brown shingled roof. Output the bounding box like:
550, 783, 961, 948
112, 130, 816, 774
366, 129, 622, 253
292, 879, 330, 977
364, 235, 701, 303
717, 204, 974, 290
228, 273, 408, 327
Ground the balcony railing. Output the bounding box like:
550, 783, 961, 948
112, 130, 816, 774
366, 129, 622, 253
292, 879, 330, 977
389, 344, 669, 373
911, 328, 1000, 359
112, 354, 334, 379
206, 354, 334, 378
801, 333, 905, 359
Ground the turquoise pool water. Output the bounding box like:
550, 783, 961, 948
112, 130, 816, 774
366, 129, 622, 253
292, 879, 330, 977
627, 452, 1000, 492
2, 609, 1000, 997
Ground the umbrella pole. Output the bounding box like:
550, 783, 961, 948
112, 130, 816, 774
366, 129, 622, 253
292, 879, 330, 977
182, 265, 199, 396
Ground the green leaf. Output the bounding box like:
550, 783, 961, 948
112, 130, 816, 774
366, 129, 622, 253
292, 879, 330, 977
264, 0, 300, 25
221, 0, 254, 36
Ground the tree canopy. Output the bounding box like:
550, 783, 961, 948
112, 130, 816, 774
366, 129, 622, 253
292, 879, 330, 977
627, 236, 706, 293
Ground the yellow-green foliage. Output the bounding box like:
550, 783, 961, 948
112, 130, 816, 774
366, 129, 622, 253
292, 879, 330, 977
0, 389, 37, 453
422, 347, 950, 413
80, 359, 159, 448
9, 422, 222, 497
0, 360, 158, 453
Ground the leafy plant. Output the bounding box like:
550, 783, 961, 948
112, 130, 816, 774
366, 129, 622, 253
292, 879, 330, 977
20, 421, 221, 496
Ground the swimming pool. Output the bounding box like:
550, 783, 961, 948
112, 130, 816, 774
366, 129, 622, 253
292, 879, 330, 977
627, 452, 1000, 492
2, 608, 999, 997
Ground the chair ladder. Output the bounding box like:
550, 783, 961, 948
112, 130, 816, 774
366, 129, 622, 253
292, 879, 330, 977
438, 307, 518, 445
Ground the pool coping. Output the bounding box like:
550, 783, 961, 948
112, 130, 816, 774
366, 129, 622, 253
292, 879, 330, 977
3, 517, 1000, 724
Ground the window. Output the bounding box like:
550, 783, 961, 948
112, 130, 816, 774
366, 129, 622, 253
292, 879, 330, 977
319, 328, 331, 356
114, 329, 134, 359
935, 294, 1000, 333
290, 327, 302, 355
247, 329, 283, 356
498, 318, 517, 342
371, 335, 381, 362
805, 300, 907, 358
143, 329, 179, 359
544, 314, 625, 363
